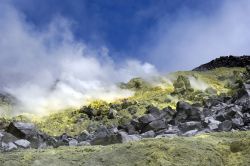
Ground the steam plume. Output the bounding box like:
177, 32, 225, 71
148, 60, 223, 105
0, 2, 158, 115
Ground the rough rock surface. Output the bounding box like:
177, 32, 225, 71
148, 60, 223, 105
1, 66, 250, 152
193, 55, 250, 71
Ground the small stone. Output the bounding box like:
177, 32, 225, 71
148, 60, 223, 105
68, 139, 78, 146
108, 109, 117, 119
77, 130, 91, 142
14, 139, 30, 148
118, 132, 141, 143
78, 141, 91, 146
155, 134, 177, 138
4, 142, 18, 151
208, 123, 219, 130
141, 130, 155, 138
182, 129, 198, 137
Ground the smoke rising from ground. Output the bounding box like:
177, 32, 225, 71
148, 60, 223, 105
0, 2, 158, 115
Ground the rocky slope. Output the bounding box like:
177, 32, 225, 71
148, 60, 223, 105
193, 55, 250, 71
0, 58, 250, 165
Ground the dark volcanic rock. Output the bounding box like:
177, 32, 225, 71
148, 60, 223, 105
232, 117, 244, 128
56, 133, 73, 146
90, 126, 141, 145
145, 105, 161, 115
204, 117, 221, 131
6, 122, 37, 139
68, 139, 78, 146
76, 130, 92, 142
1, 142, 18, 152
182, 129, 199, 136
155, 125, 180, 136
118, 131, 141, 143
130, 119, 142, 131
0, 131, 18, 143
140, 130, 155, 138
193, 55, 250, 71
138, 114, 157, 124
218, 120, 233, 131
14, 139, 31, 149
174, 101, 202, 123
6, 122, 53, 148
141, 119, 168, 133
108, 109, 117, 119
161, 107, 175, 122
203, 98, 223, 108
79, 106, 99, 119
178, 121, 202, 132
243, 113, 250, 124
118, 123, 139, 135
90, 126, 121, 145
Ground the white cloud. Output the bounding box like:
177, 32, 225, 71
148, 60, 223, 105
0, 2, 158, 115
144, 0, 250, 71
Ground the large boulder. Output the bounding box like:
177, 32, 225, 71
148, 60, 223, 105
213, 104, 243, 122
218, 120, 233, 131
0, 131, 18, 143
204, 117, 221, 131
6, 122, 37, 139
232, 117, 244, 128
6, 122, 51, 148
135, 106, 174, 133
225, 105, 243, 118
129, 119, 142, 132
90, 126, 121, 145
174, 101, 202, 123
141, 119, 168, 133
160, 107, 175, 122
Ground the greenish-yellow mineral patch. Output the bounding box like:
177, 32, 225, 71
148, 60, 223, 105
0, 131, 250, 166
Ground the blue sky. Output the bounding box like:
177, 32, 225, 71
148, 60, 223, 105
1, 0, 250, 113
10, 0, 222, 62
2, 0, 250, 72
